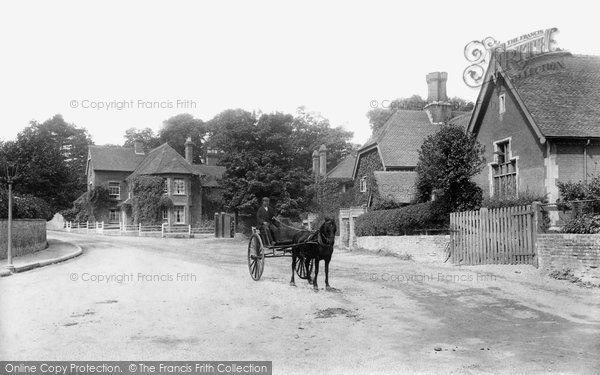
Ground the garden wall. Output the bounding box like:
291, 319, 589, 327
537, 234, 600, 280
356, 235, 450, 263
0, 219, 47, 260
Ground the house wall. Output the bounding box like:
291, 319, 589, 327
163, 174, 194, 225
472, 83, 546, 198
554, 141, 600, 185
352, 148, 383, 206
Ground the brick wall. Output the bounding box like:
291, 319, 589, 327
356, 235, 449, 262
0, 219, 47, 260
537, 234, 600, 280
472, 80, 546, 198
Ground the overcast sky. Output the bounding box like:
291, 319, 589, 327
0, 0, 598, 146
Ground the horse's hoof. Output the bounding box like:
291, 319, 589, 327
313, 286, 319, 291
326, 286, 332, 291
290, 282, 296, 287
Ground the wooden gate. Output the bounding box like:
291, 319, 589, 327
449, 205, 537, 266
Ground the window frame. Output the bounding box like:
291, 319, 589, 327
174, 205, 186, 224
108, 181, 121, 200
108, 209, 120, 223
490, 138, 518, 198
173, 178, 185, 195
499, 93, 506, 114
360, 176, 367, 193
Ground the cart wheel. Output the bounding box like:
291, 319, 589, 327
248, 234, 264, 281
295, 257, 314, 280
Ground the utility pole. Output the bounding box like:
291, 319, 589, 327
5, 163, 17, 271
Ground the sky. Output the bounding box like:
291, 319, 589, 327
0, 0, 598, 147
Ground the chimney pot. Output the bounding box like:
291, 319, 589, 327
134, 138, 144, 155
319, 144, 327, 177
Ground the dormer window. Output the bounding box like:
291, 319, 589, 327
360, 176, 367, 193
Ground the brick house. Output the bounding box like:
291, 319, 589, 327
350, 72, 471, 207
86, 138, 225, 225
467, 52, 600, 205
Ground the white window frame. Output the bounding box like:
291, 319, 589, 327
174, 205, 186, 224
162, 208, 169, 224
499, 94, 506, 114
360, 176, 367, 193
173, 178, 185, 195
108, 181, 121, 200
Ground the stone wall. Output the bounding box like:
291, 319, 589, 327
537, 234, 600, 281
0, 219, 47, 260
356, 235, 450, 263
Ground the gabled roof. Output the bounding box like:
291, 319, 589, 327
88, 145, 146, 171
468, 52, 600, 140
374, 171, 416, 204
327, 154, 356, 180
129, 143, 197, 177
359, 110, 437, 169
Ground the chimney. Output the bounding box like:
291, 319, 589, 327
312, 150, 320, 180
319, 144, 327, 177
134, 138, 144, 155
424, 72, 452, 123
185, 136, 194, 164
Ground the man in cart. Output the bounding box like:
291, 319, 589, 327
256, 197, 279, 243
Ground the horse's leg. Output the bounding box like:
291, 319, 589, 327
313, 258, 320, 291
306, 257, 313, 285
290, 253, 296, 286
325, 256, 331, 290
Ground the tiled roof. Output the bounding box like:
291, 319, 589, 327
88, 145, 145, 171
448, 112, 472, 128
129, 143, 197, 177
327, 155, 356, 180
374, 171, 416, 204
506, 53, 600, 138
361, 110, 438, 167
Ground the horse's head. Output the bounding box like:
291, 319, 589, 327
319, 217, 337, 245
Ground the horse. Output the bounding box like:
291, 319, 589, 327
290, 218, 337, 290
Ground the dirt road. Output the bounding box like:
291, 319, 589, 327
1, 232, 599, 374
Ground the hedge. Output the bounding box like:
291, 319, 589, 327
355, 201, 449, 236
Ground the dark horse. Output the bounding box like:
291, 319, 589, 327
289, 218, 337, 290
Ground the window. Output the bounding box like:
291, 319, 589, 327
108, 182, 120, 199
360, 176, 367, 193
162, 208, 169, 223
174, 206, 185, 224
492, 140, 517, 197
173, 178, 185, 195
499, 94, 506, 114
108, 209, 119, 223
163, 178, 169, 195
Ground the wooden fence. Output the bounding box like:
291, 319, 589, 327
449, 204, 538, 266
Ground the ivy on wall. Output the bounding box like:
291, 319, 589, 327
128, 176, 174, 225
61, 186, 114, 222
351, 149, 384, 206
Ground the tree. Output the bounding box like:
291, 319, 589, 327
0, 114, 93, 212
128, 176, 173, 224
123, 127, 160, 149
159, 114, 206, 163
291, 106, 357, 172
415, 124, 485, 211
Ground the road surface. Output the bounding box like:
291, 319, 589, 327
1, 232, 599, 374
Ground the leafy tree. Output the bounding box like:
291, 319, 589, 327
291, 106, 358, 172
159, 114, 206, 163
123, 127, 160, 149
62, 186, 114, 222
0, 114, 93, 212
0, 189, 53, 220
415, 123, 485, 211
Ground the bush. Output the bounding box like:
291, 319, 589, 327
355, 201, 449, 236
0, 189, 54, 220
481, 189, 548, 209
560, 214, 600, 234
